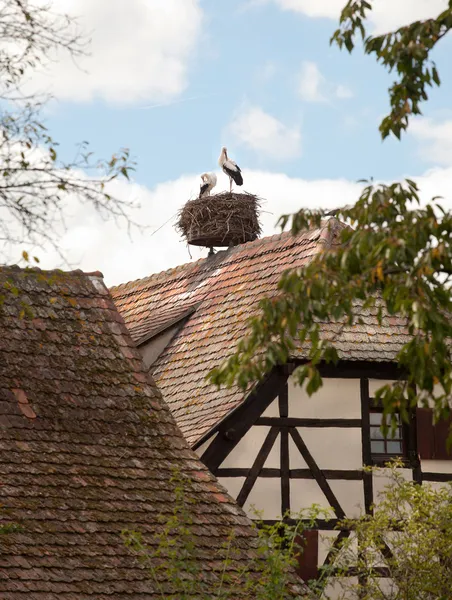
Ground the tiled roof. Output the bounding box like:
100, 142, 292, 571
111, 222, 411, 446
132, 302, 198, 346
0, 266, 268, 599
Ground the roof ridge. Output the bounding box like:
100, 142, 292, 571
110, 228, 322, 297
0, 265, 104, 279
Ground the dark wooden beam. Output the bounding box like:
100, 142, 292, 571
281, 427, 290, 516
360, 378, 374, 515
262, 518, 345, 531
318, 361, 403, 380
328, 567, 391, 578
236, 426, 280, 507
291, 469, 364, 480
200, 370, 287, 472
280, 359, 402, 381
278, 383, 288, 418
290, 428, 346, 519
422, 472, 452, 482
217, 467, 279, 478
408, 403, 422, 484
216, 468, 364, 480
256, 417, 362, 428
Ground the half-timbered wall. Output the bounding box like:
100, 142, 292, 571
196, 365, 452, 590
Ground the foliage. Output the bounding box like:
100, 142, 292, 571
122, 468, 452, 598
316, 462, 452, 599
0, 0, 135, 262
208, 1, 452, 432
121, 470, 313, 599
331, 0, 452, 139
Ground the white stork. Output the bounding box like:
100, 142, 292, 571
199, 172, 217, 198
218, 146, 243, 193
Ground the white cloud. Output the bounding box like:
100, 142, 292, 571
335, 84, 353, 99
10, 164, 452, 287
367, 0, 448, 33
273, 0, 343, 19
298, 61, 352, 102
410, 117, 452, 166
298, 61, 326, 102
229, 105, 301, 160
272, 0, 448, 34
28, 0, 203, 104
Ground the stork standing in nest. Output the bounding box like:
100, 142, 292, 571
199, 172, 217, 198
218, 146, 243, 193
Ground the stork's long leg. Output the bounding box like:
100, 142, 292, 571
229, 178, 232, 193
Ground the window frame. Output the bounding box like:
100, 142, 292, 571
369, 407, 408, 466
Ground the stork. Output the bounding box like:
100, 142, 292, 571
218, 146, 243, 193
199, 172, 217, 198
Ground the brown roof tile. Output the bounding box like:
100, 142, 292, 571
110, 223, 411, 446
0, 266, 271, 599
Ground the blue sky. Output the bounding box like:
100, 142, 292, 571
30, 0, 452, 285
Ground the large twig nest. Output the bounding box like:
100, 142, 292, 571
176, 191, 262, 248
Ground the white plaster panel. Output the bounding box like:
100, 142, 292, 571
425, 481, 452, 493
329, 480, 364, 518
294, 428, 362, 469
368, 379, 397, 397
290, 479, 332, 516
289, 377, 361, 419
318, 530, 339, 565
372, 468, 412, 504
422, 459, 452, 474
221, 426, 280, 469
289, 436, 308, 469
243, 477, 282, 520
262, 398, 279, 417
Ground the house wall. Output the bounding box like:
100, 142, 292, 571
215, 377, 364, 520
197, 371, 452, 593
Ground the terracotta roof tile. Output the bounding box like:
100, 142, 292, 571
111, 223, 410, 446
0, 266, 270, 599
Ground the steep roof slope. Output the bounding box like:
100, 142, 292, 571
0, 266, 265, 599
111, 222, 410, 446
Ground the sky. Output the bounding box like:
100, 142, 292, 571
16, 0, 452, 286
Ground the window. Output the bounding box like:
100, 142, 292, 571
370, 411, 404, 460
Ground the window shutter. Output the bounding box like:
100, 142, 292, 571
294, 530, 318, 582
416, 408, 452, 460
433, 415, 452, 460
416, 408, 434, 460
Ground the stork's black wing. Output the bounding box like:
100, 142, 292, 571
223, 161, 243, 186
199, 182, 209, 198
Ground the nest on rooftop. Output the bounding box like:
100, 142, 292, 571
176, 191, 262, 248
